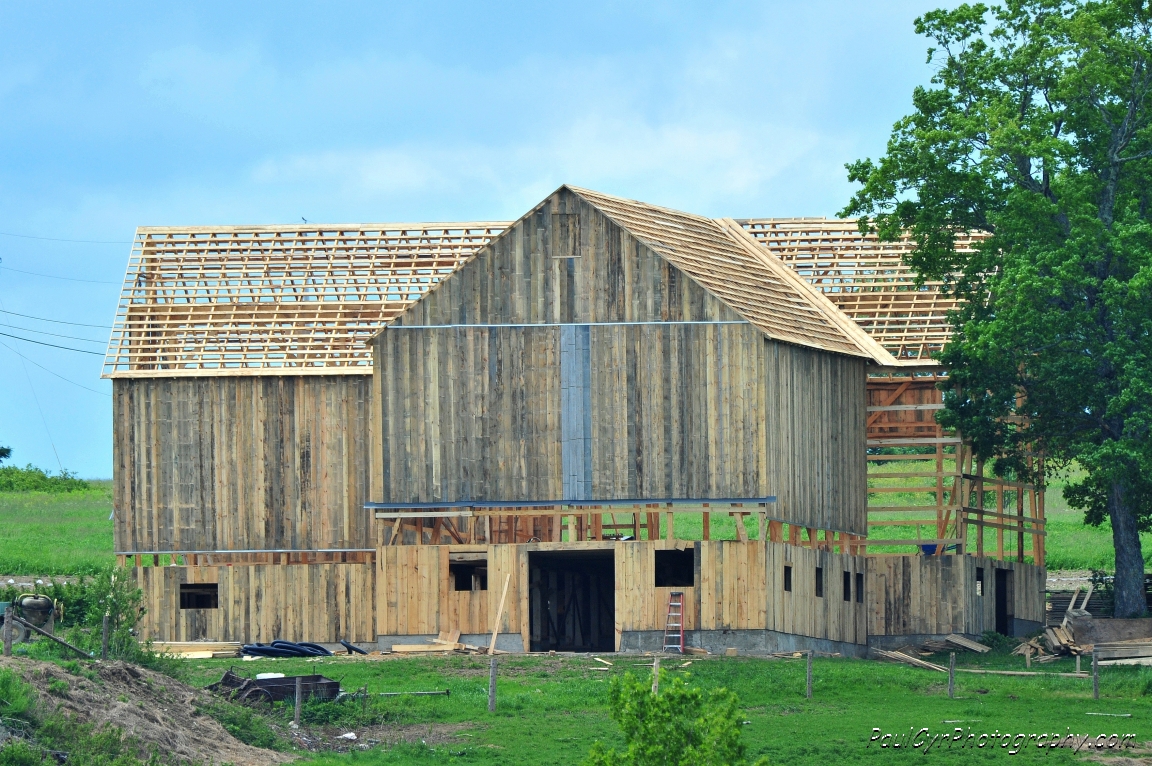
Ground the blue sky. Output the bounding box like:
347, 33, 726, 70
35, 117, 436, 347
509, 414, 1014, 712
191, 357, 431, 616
0, 1, 942, 478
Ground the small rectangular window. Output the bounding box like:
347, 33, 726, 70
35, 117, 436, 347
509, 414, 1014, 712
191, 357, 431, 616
179, 583, 218, 610
976, 567, 984, 597
450, 555, 488, 592
843, 571, 852, 602
815, 567, 824, 598
855, 572, 864, 604
655, 548, 694, 587
783, 565, 792, 592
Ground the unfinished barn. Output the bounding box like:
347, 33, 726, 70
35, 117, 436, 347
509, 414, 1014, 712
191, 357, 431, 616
105, 187, 1046, 653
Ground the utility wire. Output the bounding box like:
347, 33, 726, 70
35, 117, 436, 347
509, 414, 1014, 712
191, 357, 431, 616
0, 230, 131, 244
0, 322, 105, 344
0, 293, 64, 471
0, 264, 120, 285
0, 339, 110, 397
0, 308, 112, 328
0, 331, 105, 355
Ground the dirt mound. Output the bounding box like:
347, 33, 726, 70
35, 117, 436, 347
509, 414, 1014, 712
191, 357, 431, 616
0, 656, 292, 765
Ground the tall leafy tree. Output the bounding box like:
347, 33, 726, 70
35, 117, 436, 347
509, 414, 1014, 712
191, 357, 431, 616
843, 0, 1152, 616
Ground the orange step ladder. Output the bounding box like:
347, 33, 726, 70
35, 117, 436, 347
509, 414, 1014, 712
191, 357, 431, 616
662, 591, 685, 653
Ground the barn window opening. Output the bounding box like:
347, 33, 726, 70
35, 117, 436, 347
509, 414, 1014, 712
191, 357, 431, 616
783, 565, 792, 592
450, 554, 488, 591
976, 567, 984, 597
843, 571, 852, 602
815, 567, 824, 598
855, 572, 864, 603
654, 548, 694, 587
179, 583, 218, 610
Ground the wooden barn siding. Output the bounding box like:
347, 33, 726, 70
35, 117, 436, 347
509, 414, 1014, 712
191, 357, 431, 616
376, 544, 526, 640
113, 376, 372, 553
395, 188, 741, 328
374, 540, 869, 647
763, 542, 868, 645
866, 556, 1046, 636
135, 563, 375, 643
376, 324, 866, 534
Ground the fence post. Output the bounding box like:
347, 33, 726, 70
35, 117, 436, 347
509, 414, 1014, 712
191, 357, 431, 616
652, 657, 660, 695
1092, 651, 1099, 700
294, 676, 303, 726
2, 607, 11, 657
806, 651, 813, 699
101, 614, 110, 660
488, 658, 498, 712
948, 653, 955, 698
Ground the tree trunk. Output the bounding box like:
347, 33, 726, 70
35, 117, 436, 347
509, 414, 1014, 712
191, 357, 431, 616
1109, 480, 1147, 618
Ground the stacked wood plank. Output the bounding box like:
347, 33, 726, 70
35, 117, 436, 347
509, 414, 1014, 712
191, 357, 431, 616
873, 648, 947, 672
1093, 640, 1152, 666
152, 641, 242, 658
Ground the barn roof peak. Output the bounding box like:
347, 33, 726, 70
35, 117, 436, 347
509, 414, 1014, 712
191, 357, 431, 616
559, 185, 896, 365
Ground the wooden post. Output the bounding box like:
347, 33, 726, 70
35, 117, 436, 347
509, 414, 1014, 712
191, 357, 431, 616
1025, 646, 1031, 669
488, 574, 511, 655
488, 658, 497, 712
665, 511, 674, 542
568, 513, 577, 543
806, 651, 813, 699
702, 512, 710, 541
758, 512, 767, 543
1017, 485, 1025, 563
652, 657, 660, 695
1092, 651, 1099, 699
769, 520, 783, 544
1076, 654, 1081, 674
948, 653, 955, 698
294, 676, 303, 726
2, 607, 11, 657
976, 458, 985, 558
101, 614, 110, 660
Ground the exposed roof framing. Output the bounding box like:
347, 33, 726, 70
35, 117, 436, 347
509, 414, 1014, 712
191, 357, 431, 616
102, 224, 506, 378
568, 187, 895, 364
741, 218, 980, 362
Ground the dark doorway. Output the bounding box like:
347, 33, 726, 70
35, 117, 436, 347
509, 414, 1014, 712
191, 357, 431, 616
994, 569, 1013, 635
528, 551, 614, 652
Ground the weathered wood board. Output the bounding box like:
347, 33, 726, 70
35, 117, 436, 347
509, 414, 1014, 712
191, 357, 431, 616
114, 375, 373, 553
135, 563, 375, 643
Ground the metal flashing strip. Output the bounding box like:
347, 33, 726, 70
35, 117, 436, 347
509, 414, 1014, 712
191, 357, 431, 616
367, 497, 777, 511
115, 548, 375, 555
383, 320, 749, 329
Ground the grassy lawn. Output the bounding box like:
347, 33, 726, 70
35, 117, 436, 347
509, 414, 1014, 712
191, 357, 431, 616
173, 652, 1151, 764
0, 482, 114, 575
2, 482, 1151, 763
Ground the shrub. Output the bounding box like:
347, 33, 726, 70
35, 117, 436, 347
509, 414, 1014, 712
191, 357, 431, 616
584, 671, 768, 766
0, 465, 89, 493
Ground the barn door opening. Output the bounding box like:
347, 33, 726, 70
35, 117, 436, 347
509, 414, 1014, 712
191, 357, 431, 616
528, 551, 614, 652
994, 568, 1013, 635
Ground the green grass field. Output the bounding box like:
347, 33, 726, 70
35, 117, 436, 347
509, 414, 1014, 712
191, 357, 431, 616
1, 483, 1150, 763
0, 482, 114, 575
172, 651, 1151, 764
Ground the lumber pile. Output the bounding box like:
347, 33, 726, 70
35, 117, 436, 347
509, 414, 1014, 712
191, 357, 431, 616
1092, 639, 1152, 666
873, 649, 947, 672
389, 630, 508, 655
892, 635, 991, 658
1043, 625, 1083, 655
153, 641, 242, 658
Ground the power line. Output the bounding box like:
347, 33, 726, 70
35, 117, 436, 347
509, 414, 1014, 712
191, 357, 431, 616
0, 331, 105, 355
0, 322, 105, 344
0, 294, 65, 470
0, 264, 120, 285
0, 308, 112, 329
0, 230, 131, 244
0, 338, 110, 397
